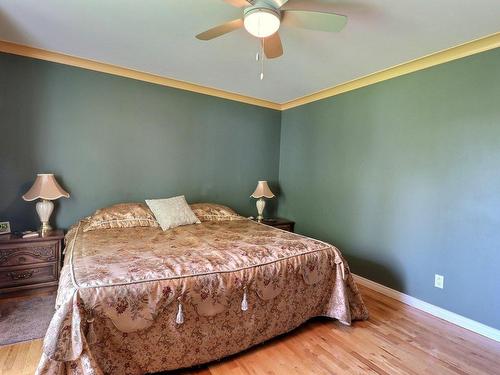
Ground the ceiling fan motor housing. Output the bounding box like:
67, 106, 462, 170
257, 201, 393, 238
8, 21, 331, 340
244, 1, 281, 19
243, 0, 281, 38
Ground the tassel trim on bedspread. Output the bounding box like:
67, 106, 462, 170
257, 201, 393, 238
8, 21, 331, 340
86, 316, 97, 344
176, 298, 184, 325
241, 287, 248, 311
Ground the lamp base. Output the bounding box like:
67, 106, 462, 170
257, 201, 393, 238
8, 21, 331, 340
36, 199, 54, 234
256, 198, 265, 222
40, 221, 53, 232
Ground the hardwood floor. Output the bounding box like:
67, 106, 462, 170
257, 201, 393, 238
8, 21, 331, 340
1, 285, 499, 374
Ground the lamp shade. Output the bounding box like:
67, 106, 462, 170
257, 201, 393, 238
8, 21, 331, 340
251, 181, 275, 199
22, 174, 70, 201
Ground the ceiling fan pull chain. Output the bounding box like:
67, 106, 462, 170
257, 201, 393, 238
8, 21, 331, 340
260, 38, 265, 80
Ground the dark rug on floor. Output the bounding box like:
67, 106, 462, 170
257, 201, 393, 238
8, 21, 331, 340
0, 293, 56, 345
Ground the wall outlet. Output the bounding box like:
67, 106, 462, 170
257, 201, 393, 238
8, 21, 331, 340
434, 274, 444, 289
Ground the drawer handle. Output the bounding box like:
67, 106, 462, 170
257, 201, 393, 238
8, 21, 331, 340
7, 270, 35, 280
17, 256, 27, 263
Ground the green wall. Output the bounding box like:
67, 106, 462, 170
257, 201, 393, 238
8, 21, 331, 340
279, 48, 500, 329
2, 47, 499, 330
0, 52, 281, 231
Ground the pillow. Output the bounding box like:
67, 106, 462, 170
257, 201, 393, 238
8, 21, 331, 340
146, 195, 201, 231
83, 203, 159, 232
190, 203, 244, 222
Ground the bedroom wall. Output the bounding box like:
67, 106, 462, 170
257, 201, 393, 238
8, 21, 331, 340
278, 48, 500, 329
0, 52, 281, 231
2, 46, 499, 331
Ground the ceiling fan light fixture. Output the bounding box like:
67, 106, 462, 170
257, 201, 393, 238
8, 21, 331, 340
244, 8, 280, 38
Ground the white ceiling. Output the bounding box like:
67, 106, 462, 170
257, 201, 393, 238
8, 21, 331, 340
0, 0, 499, 104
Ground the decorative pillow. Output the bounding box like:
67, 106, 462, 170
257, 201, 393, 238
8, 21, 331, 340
190, 203, 244, 222
83, 203, 159, 232
146, 195, 201, 231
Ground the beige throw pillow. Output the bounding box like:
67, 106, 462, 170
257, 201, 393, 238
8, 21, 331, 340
146, 196, 200, 231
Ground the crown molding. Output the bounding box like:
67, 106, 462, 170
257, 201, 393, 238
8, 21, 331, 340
281, 32, 500, 110
1, 33, 499, 112
0, 40, 281, 111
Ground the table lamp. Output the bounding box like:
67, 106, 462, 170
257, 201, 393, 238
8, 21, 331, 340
22, 174, 70, 233
251, 181, 275, 222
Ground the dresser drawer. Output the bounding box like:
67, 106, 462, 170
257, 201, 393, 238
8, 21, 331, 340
0, 241, 58, 267
0, 263, 58, 288
0, 230, 63, 297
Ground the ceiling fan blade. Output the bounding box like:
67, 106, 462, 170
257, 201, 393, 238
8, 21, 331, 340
263, 32, 283, 59
273, 0, 290, 7
281, 0, 343, 14
222, 0, 252, 8
196, 19, 244, 40
282, 11, 347, 33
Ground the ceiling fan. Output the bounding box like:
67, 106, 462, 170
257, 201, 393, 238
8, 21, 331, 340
196, 0, 348, 59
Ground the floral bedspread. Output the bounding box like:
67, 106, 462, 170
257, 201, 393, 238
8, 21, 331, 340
36, 219, 368, 375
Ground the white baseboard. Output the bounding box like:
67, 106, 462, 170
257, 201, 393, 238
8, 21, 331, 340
352, 273, 500, 343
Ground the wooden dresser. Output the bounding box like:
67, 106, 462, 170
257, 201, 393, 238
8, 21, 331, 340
0, 230, 64, 297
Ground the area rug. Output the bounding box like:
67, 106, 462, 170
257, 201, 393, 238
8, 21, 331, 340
0, 293, 56, 345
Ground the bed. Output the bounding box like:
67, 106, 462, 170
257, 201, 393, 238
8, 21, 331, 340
36, 206, 368, 375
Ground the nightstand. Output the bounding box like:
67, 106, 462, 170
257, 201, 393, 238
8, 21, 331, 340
0, 230, 64, 298
257, 218, 295, 232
